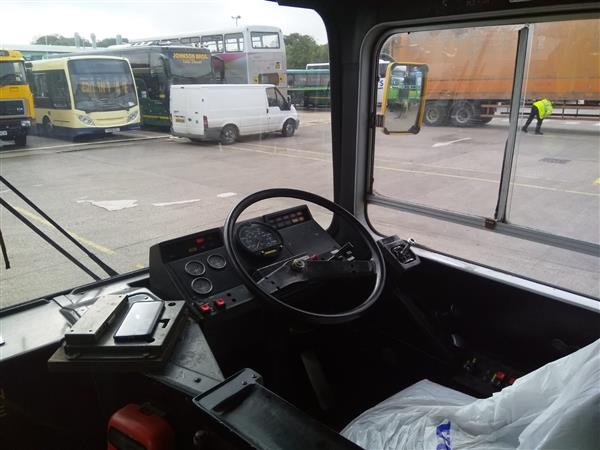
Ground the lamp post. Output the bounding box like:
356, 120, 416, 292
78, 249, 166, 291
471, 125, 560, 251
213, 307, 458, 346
231, 15, 241, 27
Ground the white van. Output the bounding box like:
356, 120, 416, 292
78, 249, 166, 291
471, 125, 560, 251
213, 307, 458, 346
170, 84, 299, 144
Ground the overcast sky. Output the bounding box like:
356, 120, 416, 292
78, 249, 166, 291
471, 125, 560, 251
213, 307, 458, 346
0, 0, 327, 45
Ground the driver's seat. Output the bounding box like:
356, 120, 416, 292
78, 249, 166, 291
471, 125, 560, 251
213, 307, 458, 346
341, 339, 599, 450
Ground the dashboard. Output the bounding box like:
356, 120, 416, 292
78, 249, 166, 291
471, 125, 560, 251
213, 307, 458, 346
149, 205, 345, 322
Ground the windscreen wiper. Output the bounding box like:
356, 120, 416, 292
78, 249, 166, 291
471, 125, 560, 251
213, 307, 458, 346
0, 175, 118, 278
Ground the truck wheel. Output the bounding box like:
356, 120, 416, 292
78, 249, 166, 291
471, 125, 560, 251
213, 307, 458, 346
450, 101, 476, 127
220, 125, 238, 145
43, 117, 54, 136
282, 119, 296, 137
424, 102, 449, 126
14, 135, 27, 147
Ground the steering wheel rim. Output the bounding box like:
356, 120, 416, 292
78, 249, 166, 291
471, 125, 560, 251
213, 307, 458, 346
223, 188, 386, 324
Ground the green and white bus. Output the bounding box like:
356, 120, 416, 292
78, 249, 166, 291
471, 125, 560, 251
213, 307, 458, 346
287, 68, 330, 108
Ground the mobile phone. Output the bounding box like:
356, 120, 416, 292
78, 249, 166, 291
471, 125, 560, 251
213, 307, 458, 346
114, 301, 164, 342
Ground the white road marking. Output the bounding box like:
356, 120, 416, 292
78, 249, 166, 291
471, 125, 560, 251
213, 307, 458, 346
432, 137, 471, 148
77, 199, 138, 211
153, 198, 202, 207
564, 121, 579, 125
217, 192, 237, 198
594, 122, 600, 127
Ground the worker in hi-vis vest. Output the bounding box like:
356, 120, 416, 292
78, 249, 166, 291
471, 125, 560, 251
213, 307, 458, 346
522, 98, 553, 135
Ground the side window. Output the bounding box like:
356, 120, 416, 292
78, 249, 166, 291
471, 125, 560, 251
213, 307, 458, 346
201, 35, 224, 53
47, 70, 70, 109
149, 53, 167, 101
180, 37, 191, 45
266, 87, 278, 107
275, 89, 287, 108
32, 72, 50, 108
368, 19, 600, 298
225, 33, 244, 52
251, 32, 280, 49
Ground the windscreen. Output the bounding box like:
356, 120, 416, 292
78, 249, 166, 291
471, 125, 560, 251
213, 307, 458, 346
68, 58, 137, 112
0, 61, 27, 85
167, 50, 213, 83
1, 1, 331, 309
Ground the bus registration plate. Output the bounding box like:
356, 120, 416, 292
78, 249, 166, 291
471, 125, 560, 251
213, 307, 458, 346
105, 128, 120, 133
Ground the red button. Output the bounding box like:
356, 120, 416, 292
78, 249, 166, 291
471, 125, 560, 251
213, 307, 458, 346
215, 298, 226, 308
495, 371, 506, 381
199, 303, 211, 313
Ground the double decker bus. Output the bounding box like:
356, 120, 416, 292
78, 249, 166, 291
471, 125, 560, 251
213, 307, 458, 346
130, 26, 287, 94
29, 56, 140, 138
287, 68, 330, 108
77, 46, 223, 127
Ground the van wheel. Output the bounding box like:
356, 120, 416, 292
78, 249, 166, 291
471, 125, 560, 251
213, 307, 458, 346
43, 117, 54, 136
282, 119, 296, 137
14, 135, 27, 147
220, 125, 238, 145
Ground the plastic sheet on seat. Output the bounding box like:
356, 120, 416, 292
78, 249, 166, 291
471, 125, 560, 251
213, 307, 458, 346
342, 338, 600, 450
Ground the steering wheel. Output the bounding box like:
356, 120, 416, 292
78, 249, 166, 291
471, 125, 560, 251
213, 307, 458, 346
223, 188, 386, 324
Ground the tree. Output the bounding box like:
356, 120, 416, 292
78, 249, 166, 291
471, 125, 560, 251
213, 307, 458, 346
97, 37, 130, 48
32, 34, 128, 48
33, 34, 82, 46
284, 33, 329, 69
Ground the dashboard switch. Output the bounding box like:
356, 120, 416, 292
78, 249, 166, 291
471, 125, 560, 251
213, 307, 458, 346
199, 303, 211, 314
214, 298, 226, 308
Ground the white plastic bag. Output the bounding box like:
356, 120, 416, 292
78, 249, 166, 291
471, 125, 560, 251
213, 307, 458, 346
342, 339, 600, 450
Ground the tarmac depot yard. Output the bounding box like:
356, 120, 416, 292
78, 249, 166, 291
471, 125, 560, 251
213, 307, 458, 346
1, 110, 599, 308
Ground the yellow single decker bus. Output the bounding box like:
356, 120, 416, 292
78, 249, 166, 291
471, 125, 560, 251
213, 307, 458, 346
0, 50, 34, 146
30, 56, 140, 139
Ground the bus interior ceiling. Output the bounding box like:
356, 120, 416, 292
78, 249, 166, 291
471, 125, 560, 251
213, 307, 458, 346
1, 1, 599, 449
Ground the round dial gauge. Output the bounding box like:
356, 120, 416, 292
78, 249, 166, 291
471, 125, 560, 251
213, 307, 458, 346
237, 222, 284, 258
191, 277, 213, 295
207, 254, 227, 270
185, 260, 206, 277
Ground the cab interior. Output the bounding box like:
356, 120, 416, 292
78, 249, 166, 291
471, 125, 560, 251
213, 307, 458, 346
1, 1, 599, 449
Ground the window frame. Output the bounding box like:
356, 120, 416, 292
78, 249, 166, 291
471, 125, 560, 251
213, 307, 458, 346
224, 33, 245, 52
32, 69, 72, 110
201, 34, 224, 53
265, 87, 278, 107
362, 13, 600, 258
250, 31, 281, 49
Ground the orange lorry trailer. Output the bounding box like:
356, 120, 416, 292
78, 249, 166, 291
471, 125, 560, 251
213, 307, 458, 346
389, 18, 600, 126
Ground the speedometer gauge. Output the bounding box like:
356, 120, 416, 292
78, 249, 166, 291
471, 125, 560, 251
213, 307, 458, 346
236, 222, 284, 258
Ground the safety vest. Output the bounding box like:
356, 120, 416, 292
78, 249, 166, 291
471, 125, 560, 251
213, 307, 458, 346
533, 99, 553, 119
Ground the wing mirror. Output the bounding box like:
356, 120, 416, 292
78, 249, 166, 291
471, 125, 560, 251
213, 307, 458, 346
378, 63, 428, 135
